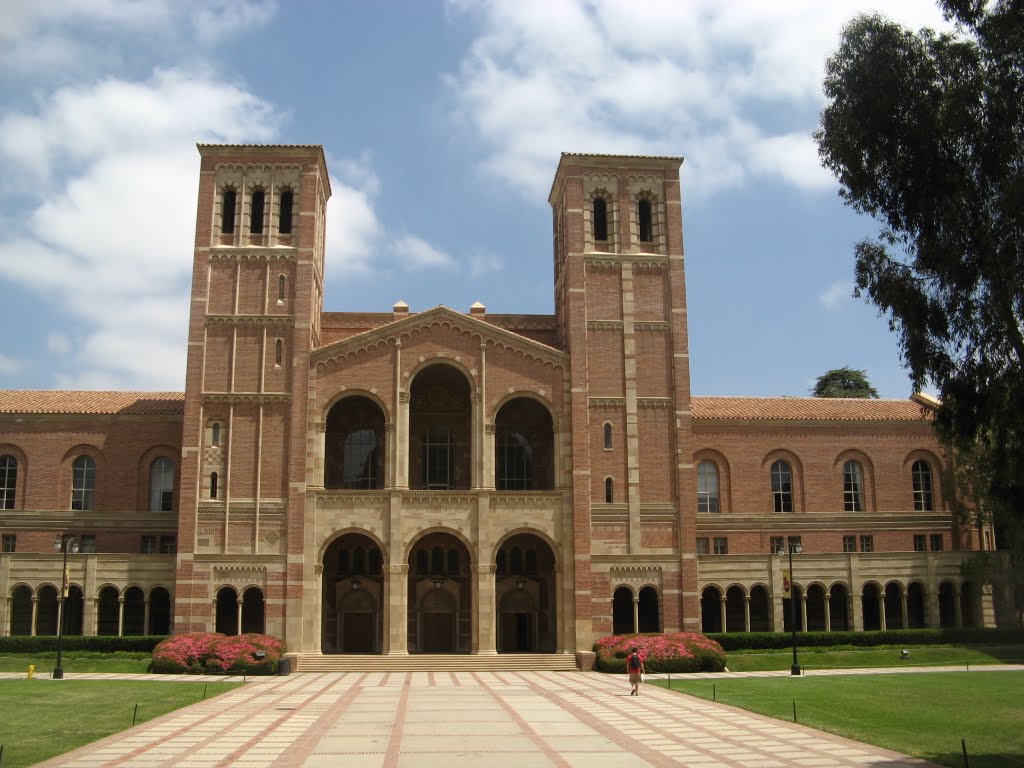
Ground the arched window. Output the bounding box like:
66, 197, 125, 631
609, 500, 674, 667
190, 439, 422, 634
497, 430, 532, 490
71, 456, 95, 511
697, 460, 719, 513
278, 274, 286, 302
603, 423, 612, 450
416, 549, 428, 575
341, 428, 378, 489
447, 549, 460, 576
221, 187, 236, 234
149, 457, 174, 512
211, 422, 221, 447
912, 460, 933, 511
278, 189, 293, 234
250, 188, 265, 234
423, 427, 454, 490
593, 197, 608, 241
638, 198, 653, 243
771, 460, 793, 513
605, 477, 614, 504
275, 339, 283, 366
843, 460, 865, 512
210, 472, 219, 500
0, 454, 16, 510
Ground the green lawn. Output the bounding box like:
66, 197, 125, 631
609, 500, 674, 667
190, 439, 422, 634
656, 671, 1024, 768
723, 644, 1024, 672
0, 679, 241, 768
0, 652, 152, 674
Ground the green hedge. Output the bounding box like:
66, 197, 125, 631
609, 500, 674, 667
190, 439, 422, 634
705, 627, 1024, 651
0, 636, 167, 654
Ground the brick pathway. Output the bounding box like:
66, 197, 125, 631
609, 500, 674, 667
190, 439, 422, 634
21, 668, 997, 768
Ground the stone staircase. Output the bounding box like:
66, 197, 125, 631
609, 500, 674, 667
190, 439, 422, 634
293, 652, 580, 673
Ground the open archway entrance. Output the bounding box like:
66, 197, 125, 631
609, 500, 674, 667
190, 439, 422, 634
495, 533, 556, 652
408, 532, 471, 653
322, 533, 384, 653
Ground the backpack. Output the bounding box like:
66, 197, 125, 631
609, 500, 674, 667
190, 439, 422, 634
628, 653, 641, 670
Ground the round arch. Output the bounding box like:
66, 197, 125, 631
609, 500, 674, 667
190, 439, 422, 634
832, 448, 877, 513
749, 583, 771, 631
612, 585, 634, 635
318, 526, 390, 565
861, 581, 883, 631
761, 448, 805, 513
321, 388, 392, 425
407, 530, 473, 653
693, 448, 732, 513
495, 532, 557, 652
700, 584, 723, 633
322, 532, 385, 654
402, 526, 476, 566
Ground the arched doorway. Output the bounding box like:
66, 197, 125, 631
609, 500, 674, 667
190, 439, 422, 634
9, 585, 32, 635
242, 588, 265, 634
123, 586, 145, 635
961, 582, 977, 627
862, 583, 881, 630
907, 582, 926, 628
612, 587, 633, 635
36, 585, 58, 635
749, 585, 771, 631
97, 586, 120, 635
63, 585, 85, 636
884, 583, 904, 629
322, 533, 384, 653
725, 586, 745, 632
782, 585, 804, 632
496, 534, 556, 652
215, 586, 238, 635
149, 587, 171, 634
408, 532, 471, 653
806, 584, 827, 631
700, 586, 722, 633
325, 396, 386, 489
494, 398, 554, 490
409, 365, 472, 490
637, 586, 659, 633
829, 583, 850, 631
939, 581, 957, 627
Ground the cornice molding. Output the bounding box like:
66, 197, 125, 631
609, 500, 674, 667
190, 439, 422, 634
208, 248, 298, 262
206, 315, 295, 328
589, 397, 625, 408
583, 253, 669, 269
201, 393, 292, 405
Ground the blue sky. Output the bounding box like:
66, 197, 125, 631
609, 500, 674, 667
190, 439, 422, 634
0, 0, 951, 397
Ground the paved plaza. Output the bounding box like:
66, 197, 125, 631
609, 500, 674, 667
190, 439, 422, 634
16, 668, 987, 768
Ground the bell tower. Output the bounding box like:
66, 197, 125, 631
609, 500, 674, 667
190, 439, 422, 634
175, 145, 330, 642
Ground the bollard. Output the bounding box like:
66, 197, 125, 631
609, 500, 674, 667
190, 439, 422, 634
793, 700, 797, 723
27, 664, 35, 680
132, 704, 138, 726
203, 683, 208, 701
961, 738, 969, 767
713, 684, 716, 702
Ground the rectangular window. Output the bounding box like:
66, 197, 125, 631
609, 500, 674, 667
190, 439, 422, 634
250, 189, 265, 234
843, 535, 856, 553
423, 427, 454, 489
1, 534, 15, 553
913, 534, 926, 552
79, 534, 96, 553
770, 535, 784, 553
860, 535, 874, 553
696, 537, 709, 555
930, 534, 944, 552
787, 535, 802, 550
159, 536, 177, 555
713, 537, 728, 555
141, 535, 157, 555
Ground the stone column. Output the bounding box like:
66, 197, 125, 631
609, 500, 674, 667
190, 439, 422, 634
632, 596, 640, 634
743, 595, 751, 633
144, 599, 151, 636
89, 597, 99, 635
954, 591, 963, 628
800, 593, 808, 632
30, 595, 38, 636
719, 596, 727, 633
117, 597, 125, 637
396, 392, 410, 488
236, 598, 243, 635
1, 596, 9, 637
901, 589, 909, 630
388, 564, 409, 654
824, 594, 832, 633
313, 564, 323, 652
475, 564, 497, 654
878, 594, 887, 631
56, 596, 64, 638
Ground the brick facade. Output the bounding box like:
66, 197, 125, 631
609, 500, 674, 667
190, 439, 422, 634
0, 147, 1001, 650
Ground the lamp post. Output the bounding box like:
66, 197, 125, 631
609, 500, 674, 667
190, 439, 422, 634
778, 541, 802, 676
53, 534, 78, 680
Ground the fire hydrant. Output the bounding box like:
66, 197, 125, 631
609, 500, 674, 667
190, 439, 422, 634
27, 664, 35, 679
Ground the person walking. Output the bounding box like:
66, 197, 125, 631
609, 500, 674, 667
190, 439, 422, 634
627, 647, 645, 696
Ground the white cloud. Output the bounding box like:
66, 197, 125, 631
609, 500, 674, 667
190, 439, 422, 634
447, 0, 951, 197
820, 280, 853, 311
0, 353, 24, 376
468, 251, 503, 277
47, 332, 72, 356
325, 180, 382, 276
392, 235, 456, 270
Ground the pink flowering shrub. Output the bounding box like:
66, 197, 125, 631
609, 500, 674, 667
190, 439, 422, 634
151, 632, 285, 675
593, 632, 726, 673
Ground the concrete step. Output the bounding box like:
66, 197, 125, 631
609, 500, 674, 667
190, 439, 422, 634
293, 652, 580, 673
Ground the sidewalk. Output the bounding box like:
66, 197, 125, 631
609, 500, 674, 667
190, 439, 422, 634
21, 666, 1017, 767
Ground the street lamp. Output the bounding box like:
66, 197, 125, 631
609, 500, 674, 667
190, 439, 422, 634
53, 534, 79, 680
778, 541, 802, 676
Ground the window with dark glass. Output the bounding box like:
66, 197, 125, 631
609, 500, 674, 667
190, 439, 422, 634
0, 454, 16, 509
930, 534, 943, 551
696, 537, 709, 554
603, 423, 612, 450
250, 188, 265, 234
79, 535, 96, 553
771, 460, 793, 512
770, 535, 784, 553
278, 275, 286, 302
497, 430, 532, 490
713, 537, 728, 555
496, 550, 507, 575
275, 338, 283, 366
638, 198, 653, 243
212, 422, 221, 446
447, 549, 460, 576
221, 188, 236, 234
353, 547, 366, 574
2, 534, 14, 553
697, 460, 720, 513
342, 428, 378, 489
913, 534, 926, 552
149, 457, 174, 512
787, 535, 802, 549
604, 477, 614, 503
843, 535, 856, 552
71, 456, 96, 511
593, 197, 608, 241
278, 189, 293, 234
141, 535, 157, 554
912, 460, 933, 511
431, 546, 444, 575
423, 427, 454, 489
159, 536, 176, 555
860, 535, 874, 553
416, 549, 428, 575
210, 472, 219, 500
843, 460, 865, 512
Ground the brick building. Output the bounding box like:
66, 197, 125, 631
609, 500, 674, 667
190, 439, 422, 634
0, 146, 998, 655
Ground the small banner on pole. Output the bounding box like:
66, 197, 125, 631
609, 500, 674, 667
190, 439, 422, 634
62, 565, 70, 598
782, 568, 792, 599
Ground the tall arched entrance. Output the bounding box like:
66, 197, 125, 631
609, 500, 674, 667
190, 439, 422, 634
322, 533, 384, 653
409, 365, 472, 490
408, 532, 471, 653
495, 533, 556, 652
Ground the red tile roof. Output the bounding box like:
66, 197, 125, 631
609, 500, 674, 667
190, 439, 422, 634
0, 391, 185, 416
691, 397, 932, 422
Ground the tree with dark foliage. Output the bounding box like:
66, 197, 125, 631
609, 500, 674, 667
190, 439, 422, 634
812, 367, 879, 398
